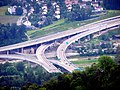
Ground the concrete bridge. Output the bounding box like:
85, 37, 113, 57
0, 15, 120, 73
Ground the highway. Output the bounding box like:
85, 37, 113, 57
0, 54, 40, 65
57, 17, 120, 70
36, 44, 61, 73
0, 15, 120, 52
0, 16, 120, 73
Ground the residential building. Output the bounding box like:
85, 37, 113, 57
65, 0, 78, 5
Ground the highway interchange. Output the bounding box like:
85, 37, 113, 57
0, 15, 120, 73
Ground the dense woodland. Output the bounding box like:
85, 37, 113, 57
0, 61, 60, 89
21, 51, 120, 90
0, 55, 120, 90
22, 55, 120, 90
0, 23, 27, 47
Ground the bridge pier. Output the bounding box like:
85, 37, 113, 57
21, 48, 24, 53
30, 48, 35, 54
6, 50, 9, 55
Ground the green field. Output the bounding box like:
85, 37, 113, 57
0, 6, 9, 15
27, 10, 120, 39
71, 59, 98, 64
0, 6, 20, 24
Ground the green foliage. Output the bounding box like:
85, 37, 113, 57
21, 83, 39, 90
66, 4, 92, 21
16, 62, 25, 72
0, 62, 60, 88
114, 45, 120, 65
0, 0, 13, 6
0, 23, 27, 46
6, 66, 18, 75
98, 55, 115, 72
72, 59, 98, 64
0, 86, 10, 90
0, 6, 9, 15
15, 7, 23, 15
23, 56, 119, 90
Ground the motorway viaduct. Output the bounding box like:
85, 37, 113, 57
0, 16, 120, 73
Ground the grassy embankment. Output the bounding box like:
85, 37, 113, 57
71, 58, 98, 67
27, 10, 120, 39
0, 6, 19, 24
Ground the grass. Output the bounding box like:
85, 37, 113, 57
27, 10, 120, 39
0, 6, 20, 24
0, 16, 20, 24
0, 6, 9, 15
27, 19, 66, 38
71, 59, 98, 64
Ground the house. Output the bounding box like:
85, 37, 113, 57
79, 2, 86, 8
23, 20, 31, 26
55, 10, 60, 14
42, 11, 47, 15
65, 0, 72, 5
92, 6, 103, 12
52, 2, 57, 8
82, 0, 92, 2
65, 0, 78, 5
42, 5, 47, 10
8, 6, 17, 15
43, 9, 47, 13
23, 8, 27, 15
54, 14, 60, 19
91, 1, 99, 7
42, 4, 48, 15
56, 5, 60, 8
66, 4, 72, 11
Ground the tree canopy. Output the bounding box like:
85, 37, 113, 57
21, 56, 120, 90
0, 23, 27, 46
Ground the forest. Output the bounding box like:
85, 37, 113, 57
0, 23, 27, 47
0, 53, 120, 90
21, 55, 120, 90
0, 61, 60, 89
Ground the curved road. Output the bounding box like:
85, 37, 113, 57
0, 54, 40, 65
57, 17, 120, 70
0, 16, 120, 52
36, 44, 61, 73
0, 16, 120, 73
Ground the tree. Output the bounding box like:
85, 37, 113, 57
98, 55, 115, 72
42, 78, 57, 90
6, 66, 18, 75
16, 6, 23, 15
0, 0, 14, 6
16, 62, 25, 72
0, 23, 27, 47
114, 45, 120, 65
21, 83, 39, 90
